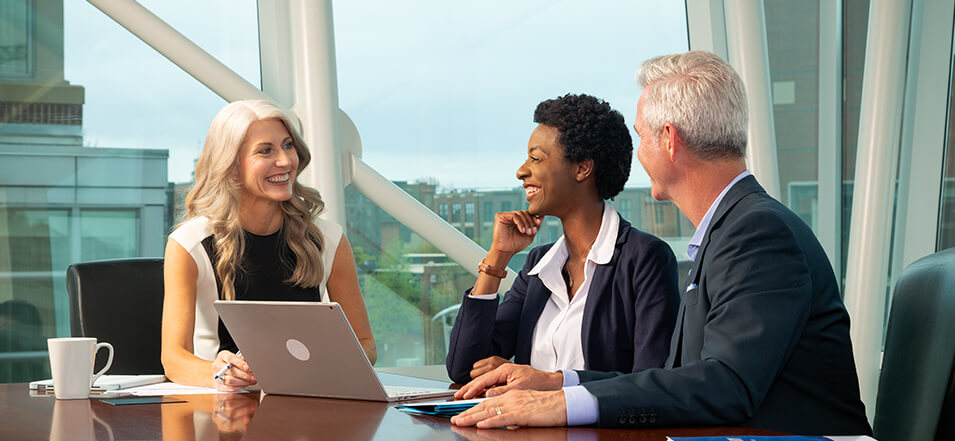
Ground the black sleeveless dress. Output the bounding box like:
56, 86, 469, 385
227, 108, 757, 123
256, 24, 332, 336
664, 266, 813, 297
202, 229, 323, 354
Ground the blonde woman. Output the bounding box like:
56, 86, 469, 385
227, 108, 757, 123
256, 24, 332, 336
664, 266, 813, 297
161, 100, 376, 391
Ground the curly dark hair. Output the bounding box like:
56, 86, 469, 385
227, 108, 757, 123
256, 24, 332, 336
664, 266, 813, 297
533, 93, 632, 200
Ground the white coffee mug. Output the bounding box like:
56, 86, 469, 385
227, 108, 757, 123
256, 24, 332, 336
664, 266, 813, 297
47, 337, 114, 399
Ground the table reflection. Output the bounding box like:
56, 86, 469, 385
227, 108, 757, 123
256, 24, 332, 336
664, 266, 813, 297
160, 393, 259, 441
5, 383, 786, 441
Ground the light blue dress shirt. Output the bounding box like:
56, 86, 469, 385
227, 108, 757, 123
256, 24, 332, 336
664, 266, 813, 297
686, 170, 752, 261
561, 170, 752, 426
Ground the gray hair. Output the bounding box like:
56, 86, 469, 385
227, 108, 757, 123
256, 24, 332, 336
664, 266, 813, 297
637, 50, 748, 159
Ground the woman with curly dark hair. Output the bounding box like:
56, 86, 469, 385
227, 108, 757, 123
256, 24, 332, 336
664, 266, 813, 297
446, 93, 680, 385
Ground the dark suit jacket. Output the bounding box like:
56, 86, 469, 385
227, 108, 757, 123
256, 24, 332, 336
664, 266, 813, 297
577, 176, 871, 435
445, 216, 679, 385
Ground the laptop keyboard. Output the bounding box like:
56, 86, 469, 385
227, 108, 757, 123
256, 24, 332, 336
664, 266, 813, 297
384, 385, 447, 397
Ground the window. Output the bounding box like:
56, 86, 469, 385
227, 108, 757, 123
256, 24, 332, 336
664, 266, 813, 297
0, 1, 31, 77
80, 210, 140, 260
654, 204, 665, 225
0, 0, 259, 383
465, 203, 475, 222
334, 0, 689, 367
618, 199, 632, 219
438, 203, 448, 219
765, 0, 823, 229
938, 38, 955, 249
2, 1, 693, 381
452, 204, 461, 224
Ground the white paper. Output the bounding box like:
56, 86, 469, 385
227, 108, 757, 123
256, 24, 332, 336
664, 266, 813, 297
104, 381, 249, 396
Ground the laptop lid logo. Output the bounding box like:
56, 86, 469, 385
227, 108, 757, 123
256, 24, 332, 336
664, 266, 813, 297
286, 338, 310, 361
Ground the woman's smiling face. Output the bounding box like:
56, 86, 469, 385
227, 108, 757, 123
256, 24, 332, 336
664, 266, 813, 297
516, 124, 579, 216
236, 118, 299, 206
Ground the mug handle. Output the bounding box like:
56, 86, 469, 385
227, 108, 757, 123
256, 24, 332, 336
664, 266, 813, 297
91, 342, 114, 385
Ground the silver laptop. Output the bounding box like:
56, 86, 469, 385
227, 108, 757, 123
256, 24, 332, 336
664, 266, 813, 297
214, 300, 455, 402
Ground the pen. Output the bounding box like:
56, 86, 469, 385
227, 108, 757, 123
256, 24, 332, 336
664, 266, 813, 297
214, 351, 242, 381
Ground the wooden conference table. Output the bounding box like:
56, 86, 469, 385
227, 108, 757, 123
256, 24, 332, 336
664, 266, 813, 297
0, 368, 781, 441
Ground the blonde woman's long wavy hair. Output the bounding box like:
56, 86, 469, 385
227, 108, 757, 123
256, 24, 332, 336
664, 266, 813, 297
183, 100, 326, 301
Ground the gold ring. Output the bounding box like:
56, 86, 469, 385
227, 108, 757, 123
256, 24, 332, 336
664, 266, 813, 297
495, 406, 503, 416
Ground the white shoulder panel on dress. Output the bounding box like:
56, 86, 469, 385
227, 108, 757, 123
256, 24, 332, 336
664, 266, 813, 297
169, 216, 219, 360
169, 216, 213, 252
314, 217, 344, 301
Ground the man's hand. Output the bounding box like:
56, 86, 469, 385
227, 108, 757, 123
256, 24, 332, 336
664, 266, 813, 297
454, 364, 563, 400
470, 356, 510, 380
450, 389, 567, 428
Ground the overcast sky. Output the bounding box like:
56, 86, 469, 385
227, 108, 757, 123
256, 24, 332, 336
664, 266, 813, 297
64, 1, 687, 189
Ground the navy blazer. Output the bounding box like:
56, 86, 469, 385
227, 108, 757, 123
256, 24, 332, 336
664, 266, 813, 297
577, 176, 871, 435
445, 216, 679, 385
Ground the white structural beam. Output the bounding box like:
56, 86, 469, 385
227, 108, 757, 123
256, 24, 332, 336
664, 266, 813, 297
259, 0, 362, 189
283, 0, 346, 226
724, 0, 781, 200
843, 0, 912, 423
350, 155, 517, 291
685, 0, 729, 59
816, 0, 843, 279
87, 0, 270, 103
257, 0, 295, 107
90, 0, 345, 226
89, 0, 502, 289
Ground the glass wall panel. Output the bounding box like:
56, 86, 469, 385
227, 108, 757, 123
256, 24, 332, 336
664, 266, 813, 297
346, 185, 476, 366
938, 33, 955, 250
334, 0, 690, 366
764, 0, 821, 227
0, 0, 259, 383
0, 209, 68, 382
0, 0, 31, 77
79, 210, 139, 261
762, 0, 869, 287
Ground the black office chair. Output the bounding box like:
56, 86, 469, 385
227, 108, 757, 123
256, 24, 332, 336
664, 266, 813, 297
874, 247, 955, 441
66, 258, 165, 375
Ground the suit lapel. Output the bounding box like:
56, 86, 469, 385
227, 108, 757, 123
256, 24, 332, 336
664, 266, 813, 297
665, 301, 685, 367
668, 175, 765, 367
580, 216, 629, 365
516, 274, 551, 363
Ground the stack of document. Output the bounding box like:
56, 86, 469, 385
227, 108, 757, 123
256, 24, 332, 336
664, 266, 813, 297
395, 398, 484, 418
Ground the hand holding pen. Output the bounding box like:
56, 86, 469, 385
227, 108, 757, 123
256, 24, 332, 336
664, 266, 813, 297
212, 350, 256, 391
214, 351, 242, 381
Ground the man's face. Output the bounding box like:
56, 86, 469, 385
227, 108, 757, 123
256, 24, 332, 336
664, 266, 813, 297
634, 88, 670, 201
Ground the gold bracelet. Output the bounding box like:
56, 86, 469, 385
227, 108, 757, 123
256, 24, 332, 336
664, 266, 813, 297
478, 259, 507, 279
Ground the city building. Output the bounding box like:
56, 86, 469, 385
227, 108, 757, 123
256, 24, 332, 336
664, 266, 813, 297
0, 0, 170, 382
